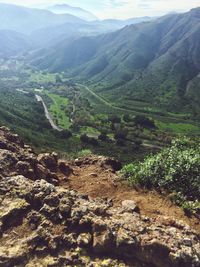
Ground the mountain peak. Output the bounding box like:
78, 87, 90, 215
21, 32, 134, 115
47, 4, 98, 21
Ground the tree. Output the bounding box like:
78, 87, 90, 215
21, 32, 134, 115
123, 114, 132, 123
60, 130, 72, 139
98, 132, 108, 141
114, 127, 128, 140
108, 115, 121, 124
134, 115, 156, 129
80, 134, 99, 146
116, 138, 125, 146
55, 74, 62, 83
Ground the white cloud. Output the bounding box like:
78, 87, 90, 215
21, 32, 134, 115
0, 0, 199, 18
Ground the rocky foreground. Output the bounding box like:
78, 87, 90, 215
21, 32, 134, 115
0, 126, 199, 267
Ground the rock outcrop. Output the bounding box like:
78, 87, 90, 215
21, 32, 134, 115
0, 126, 199, 267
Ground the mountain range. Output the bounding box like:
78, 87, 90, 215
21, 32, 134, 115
0, 30, 32, 57
0, 3, 84, 35
0, 3, 199, 117
0, 3, 153, 49
46, 4, 98, 21
31, 7, 200, 117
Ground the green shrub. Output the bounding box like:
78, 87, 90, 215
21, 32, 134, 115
121, 137, 200, 212
77, 149, 93, 158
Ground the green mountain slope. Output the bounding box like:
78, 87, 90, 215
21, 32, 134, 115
31, 8, 200, 117
0, 30, 32, 57
29, 16, 154, 48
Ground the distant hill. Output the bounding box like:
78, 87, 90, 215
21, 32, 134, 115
0, 3, 155, 48
30, 16, 154, 47
0, 3, 84, 34
96, 16, 154, 30
47, 4, 98, 21
31, 8, 200, 117
0, 30, 32, 57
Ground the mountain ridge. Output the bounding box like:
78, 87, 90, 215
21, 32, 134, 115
30, 8, 200, 117
0, 3, 85, 34
0, 29, 32, 57
47, 4, 98, 21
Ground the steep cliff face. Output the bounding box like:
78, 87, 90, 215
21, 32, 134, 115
0, 126, 199, 267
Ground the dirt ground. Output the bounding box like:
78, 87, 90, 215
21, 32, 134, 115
60, 159, 200, 233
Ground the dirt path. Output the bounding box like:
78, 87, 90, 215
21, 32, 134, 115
60, 158, 200, 233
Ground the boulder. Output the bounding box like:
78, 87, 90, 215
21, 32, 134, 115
58, 161, 73, 176
92, 220, 115, 253
16, 161, 34, 179
0, 150, 18, 175
0, 197, 30, 231
100, 157, 122, 172
46, 172, 59, 186
43, 194, 60, 207
37, 153, 58, 172
34, 164, 48, 180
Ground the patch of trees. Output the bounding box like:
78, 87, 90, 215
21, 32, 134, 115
98, 131, 108, 141
80, 134, 99, 146
56, 130, 72, 139
133, 115, 156, 129
108, 115, 121, 124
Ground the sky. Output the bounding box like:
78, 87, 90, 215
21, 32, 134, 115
0, 0, 200, 19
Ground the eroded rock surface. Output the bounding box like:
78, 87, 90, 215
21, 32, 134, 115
0, 126, 199, 267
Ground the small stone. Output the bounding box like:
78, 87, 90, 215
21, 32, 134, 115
182, 238, 192, 247
89, 173, 98, 178
121, 200, 140, 213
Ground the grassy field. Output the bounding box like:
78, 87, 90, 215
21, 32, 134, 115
156, 121, 200, 135
80, 126, 100, 136
46, 92, 71, 130
29, 72, 56, 84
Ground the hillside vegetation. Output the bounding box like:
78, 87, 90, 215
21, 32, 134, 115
122, 137, 200, 214
31, 8, 200, 118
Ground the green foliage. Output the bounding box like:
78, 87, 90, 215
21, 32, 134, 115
134, 115, 156, 129
157, 121, 200, 134
77, 149, 93, 158
80, 134, 99, 146
170, 192, 200, 215
121, 137, 200, 212
33, 8, 200, 118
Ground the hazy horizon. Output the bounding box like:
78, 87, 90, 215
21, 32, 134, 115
0, 0, 199, 19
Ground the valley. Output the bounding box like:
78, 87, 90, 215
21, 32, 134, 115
0, 3, 199, 266
0, 58, 199, 165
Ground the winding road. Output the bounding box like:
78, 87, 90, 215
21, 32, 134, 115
35, 94, 62, 132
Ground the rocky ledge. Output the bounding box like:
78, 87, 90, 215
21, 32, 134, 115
0, 126, 199, 267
